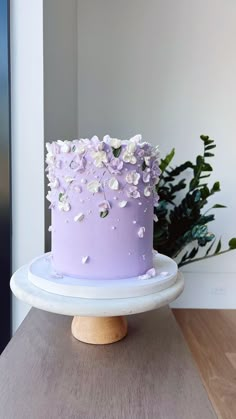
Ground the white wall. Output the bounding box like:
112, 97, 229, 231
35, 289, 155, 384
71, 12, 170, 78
11, 0, 45, 332
44, 0, 78, 249
77, 0, 236, 307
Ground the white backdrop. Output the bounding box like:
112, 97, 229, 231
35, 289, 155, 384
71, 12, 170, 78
77, 0, 236, 308
11, 0, 236, 332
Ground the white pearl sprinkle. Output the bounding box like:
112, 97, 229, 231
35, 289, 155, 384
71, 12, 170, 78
48, 226, 52, 232
82, 256, 89, 264
111, 226, 116, 230
133, 220, 137, 224
80, 199, 85, 203
113, 197, 117, 200
74, 185, 82, 193
128, 252, 131, 256
74, 213, 85, 222
138, 202, 142, 206
81, 178, 87, 184
117, 218, 120, 222
88, 210, 92, 214
144, 208, 147, 213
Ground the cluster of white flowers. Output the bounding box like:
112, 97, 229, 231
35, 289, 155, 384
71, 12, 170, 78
45, 134, 161, 219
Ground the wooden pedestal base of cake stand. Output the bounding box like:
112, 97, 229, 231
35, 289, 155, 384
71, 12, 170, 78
10, 256, 184, 346
71, 316, 128, 344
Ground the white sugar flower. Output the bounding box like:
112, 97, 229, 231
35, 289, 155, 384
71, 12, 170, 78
49, 178, 59, 189
144, 156, 151, 166
74, 213, 85, 222
103, 134, 111, 144
57, 140, 71, 153
138, 226, 145, 238
108, 177, 119, 190
144, 185, 152, 197
46, 153, 55, 166
110, 138, 122, 149
91, 150, 108, 167
58, 200, 71, 212
65, 176, 75, 184
74, 143, 86, 155
87, 180, 101, 193
123, 150, 137, 164
122, 142, 137, 164
139, 268, 156, 280
129, 134, 142, 144
126, 170, 140, 186
118, 200, 128, 208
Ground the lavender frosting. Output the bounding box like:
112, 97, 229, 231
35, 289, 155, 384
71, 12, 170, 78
46, 135, 160, 279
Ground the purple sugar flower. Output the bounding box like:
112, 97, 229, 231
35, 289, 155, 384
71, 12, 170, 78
150, 159, 161, 179
127, 185, 140, 199
153, 190, 160, 207
108, 157, 124, 174
143, 168, 151, 183
70, 155, 86, 172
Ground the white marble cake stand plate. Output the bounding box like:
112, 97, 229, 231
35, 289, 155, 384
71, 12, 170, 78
28, 253, 178, 299
10, 257, 184, 345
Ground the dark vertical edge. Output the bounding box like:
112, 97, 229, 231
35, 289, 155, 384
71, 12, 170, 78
0, 0, 11, 352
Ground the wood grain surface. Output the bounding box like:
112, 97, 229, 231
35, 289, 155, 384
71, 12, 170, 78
0, 307, 216, 419
173, 309, 236, 419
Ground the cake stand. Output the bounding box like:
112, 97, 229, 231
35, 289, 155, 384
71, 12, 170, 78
10, 253, 184, 345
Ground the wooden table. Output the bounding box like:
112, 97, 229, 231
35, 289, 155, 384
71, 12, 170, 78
0, 307, 216, 419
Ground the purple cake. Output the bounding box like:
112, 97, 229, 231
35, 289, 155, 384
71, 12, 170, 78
46, 135, 160, 280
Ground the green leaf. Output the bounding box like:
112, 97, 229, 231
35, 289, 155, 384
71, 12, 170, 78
159, 148, 175, 173
112, 146, 122, 158
100, 210, 109, 218
212, 204, 227, 209
199, 174, 211, 179
180, 251, 189, 263
211, 181, 220, 193
202, 162, 213, 172
188, 247, 199, 259
142, 160, 147, 171
205, 238, 216, 256
200, 135, 209, 142
229, 238, 236, 249
189, 178, 199, 190
204, 152, 214, 157
205, 144, 216, 151
166, 161, 194, 177
215, 238, 221, 254
200, 135, 214, 145
59, 192, 64, 202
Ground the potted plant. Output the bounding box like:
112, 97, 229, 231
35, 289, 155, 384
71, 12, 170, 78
154, 135, 236, 267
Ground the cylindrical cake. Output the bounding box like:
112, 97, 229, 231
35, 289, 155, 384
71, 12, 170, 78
46, 135, 160, 279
